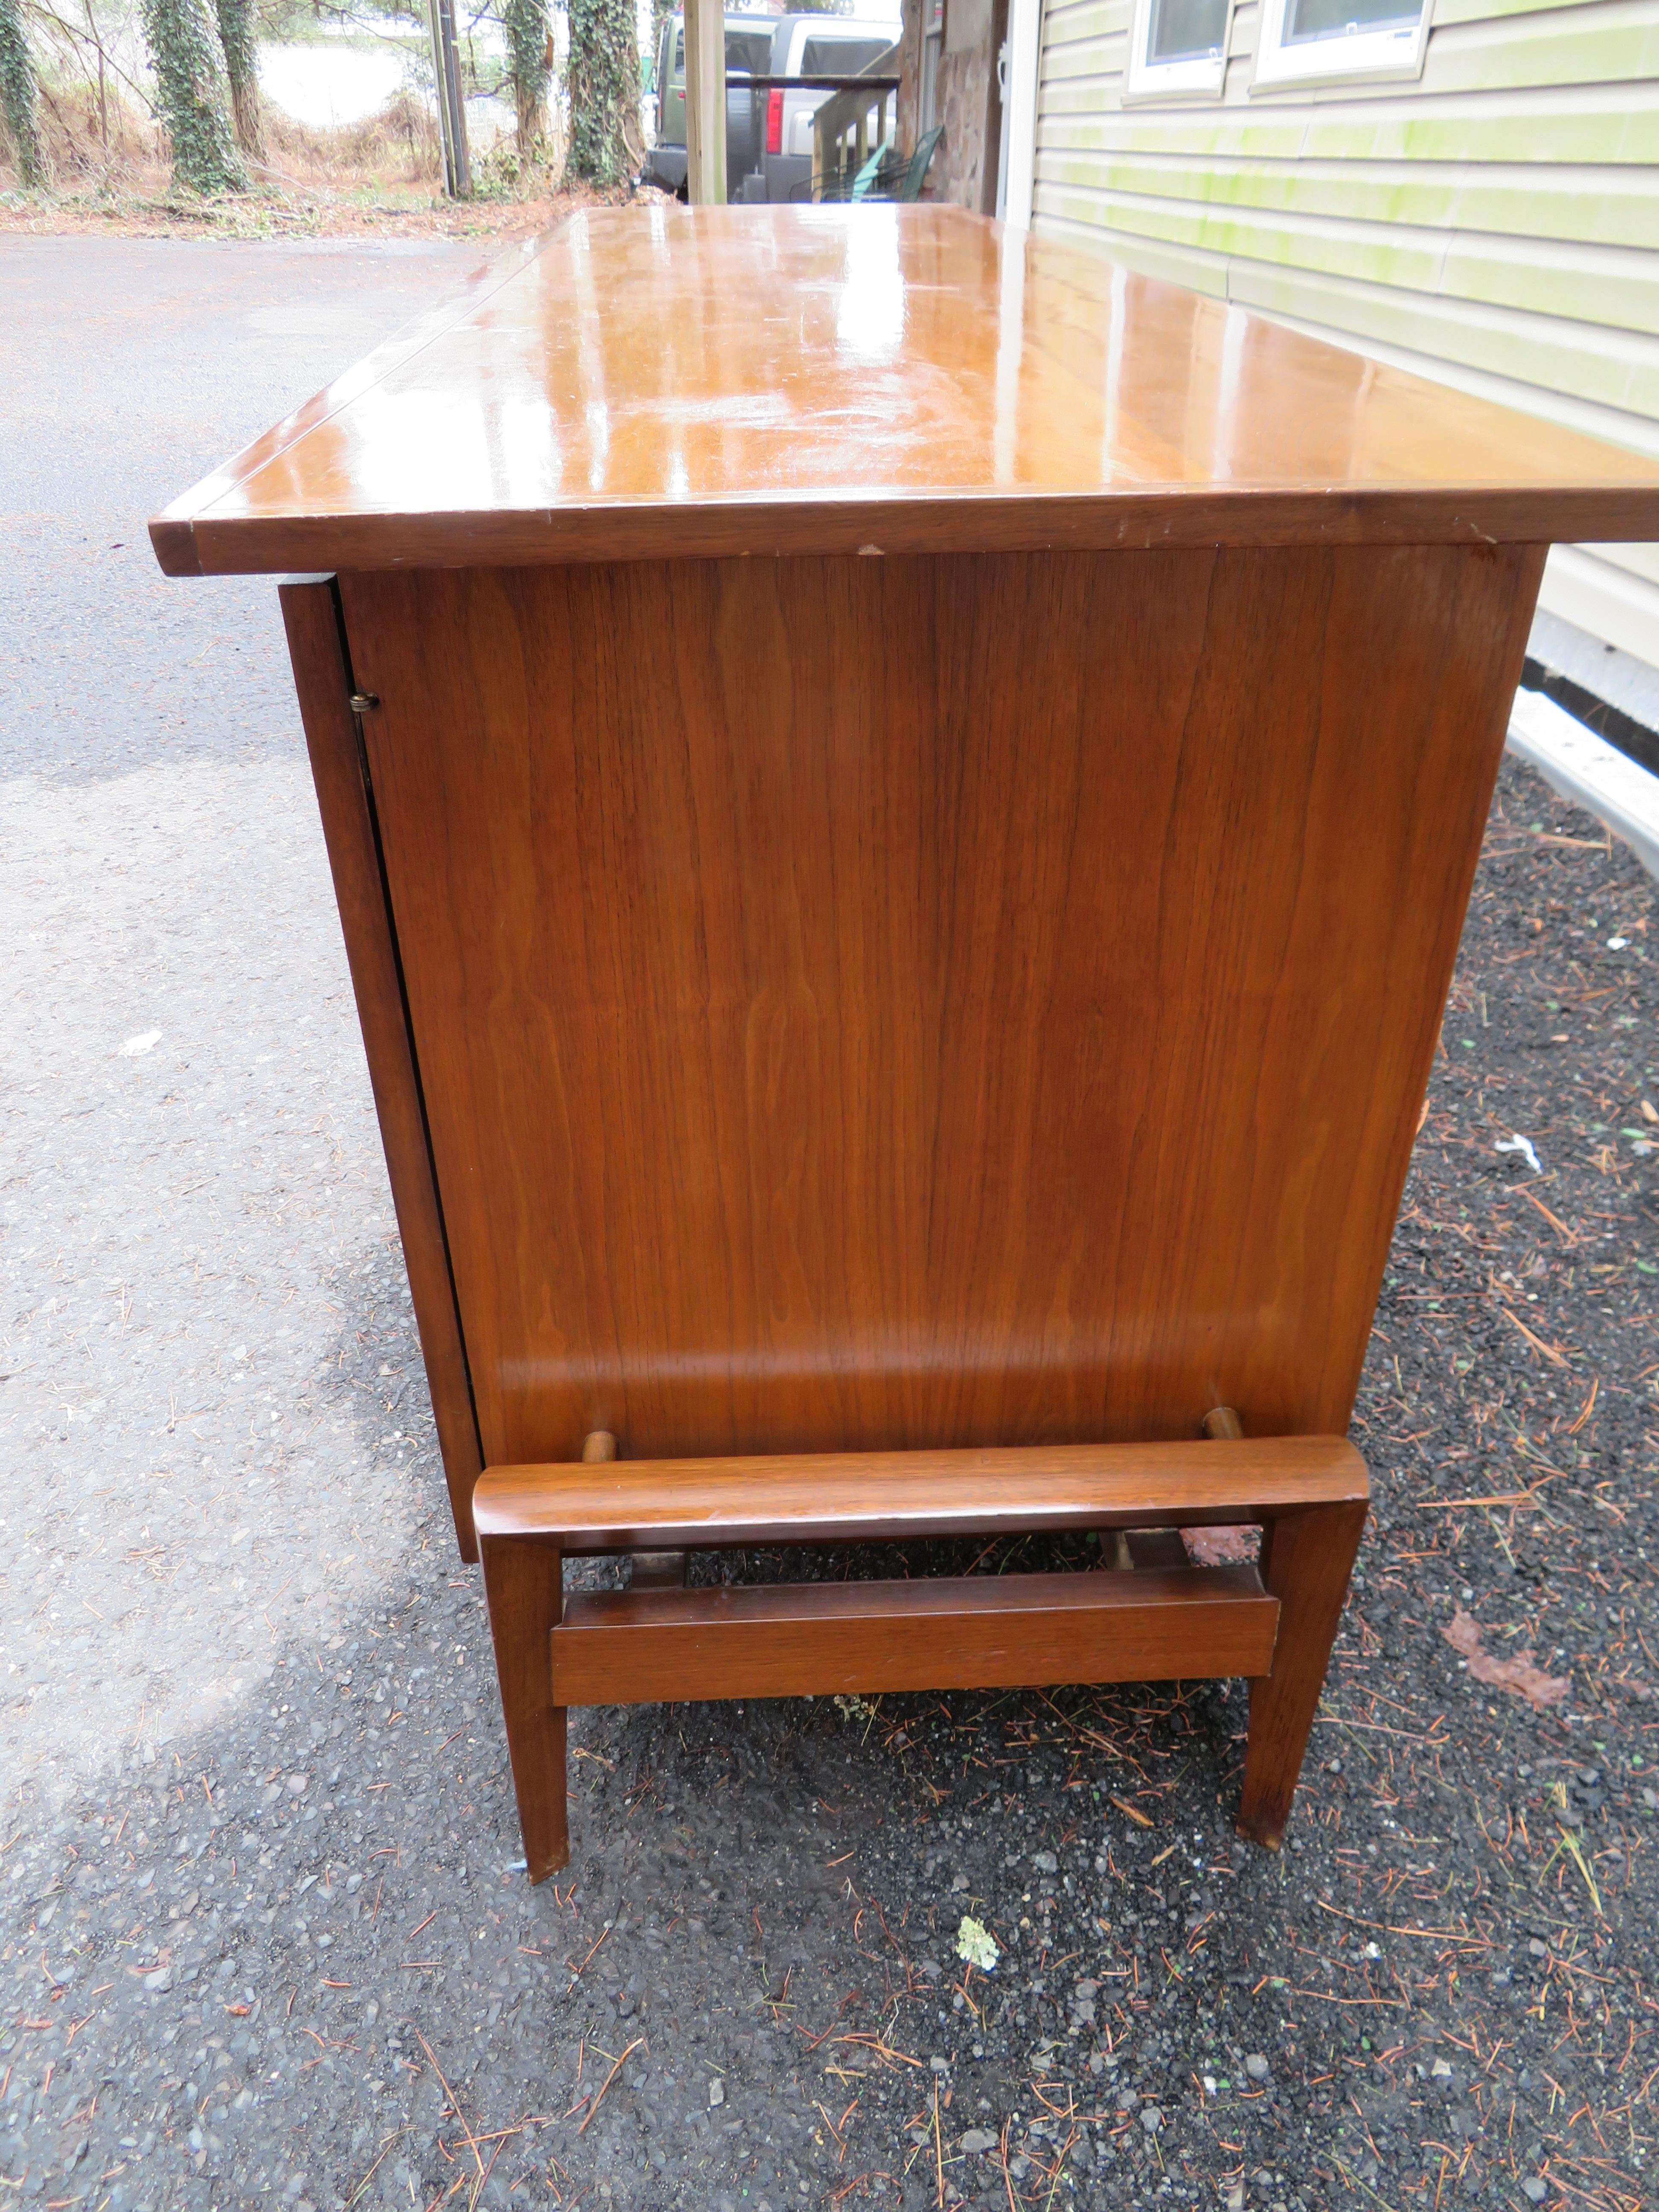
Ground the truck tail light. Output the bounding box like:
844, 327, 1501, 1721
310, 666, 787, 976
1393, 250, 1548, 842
766, 88, 783, 155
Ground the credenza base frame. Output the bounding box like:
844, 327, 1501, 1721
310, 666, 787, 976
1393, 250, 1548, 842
475, 1435, 1368, 1881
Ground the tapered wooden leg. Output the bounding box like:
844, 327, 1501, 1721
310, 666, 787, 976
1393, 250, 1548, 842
480, 1532, 568, 1880
1236, 1498, 1366, 1849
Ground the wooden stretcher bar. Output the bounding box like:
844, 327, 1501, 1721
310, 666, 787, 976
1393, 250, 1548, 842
549, 1568, 1281, 1705
472, 1434, 1367, 1551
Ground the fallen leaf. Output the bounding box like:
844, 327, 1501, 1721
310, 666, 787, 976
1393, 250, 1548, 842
1182, 1525, 1258, 1567
1442, 1607, 1569, 1710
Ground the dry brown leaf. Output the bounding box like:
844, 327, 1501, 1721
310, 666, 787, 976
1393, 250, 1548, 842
1442, 1607, 1570, 1710
1181, 1524, 1259, 1567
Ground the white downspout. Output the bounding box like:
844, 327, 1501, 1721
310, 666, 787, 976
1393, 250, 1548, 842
1000, 0, 1042, 230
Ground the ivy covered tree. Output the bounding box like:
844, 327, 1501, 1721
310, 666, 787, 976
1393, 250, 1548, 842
0, 0, 45, 186
504, 0, 553, 156
214, 0, 264, 160
141, 0, 246, 192
567, 0, 637, 184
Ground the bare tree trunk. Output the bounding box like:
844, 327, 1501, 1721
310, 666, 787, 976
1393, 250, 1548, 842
142, 0, 246, 192
567, 0, 637, 185
0, 0, 45, 185
214, 0, 264, 160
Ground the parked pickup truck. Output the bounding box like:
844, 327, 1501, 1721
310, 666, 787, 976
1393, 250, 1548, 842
646, 10, 902, 204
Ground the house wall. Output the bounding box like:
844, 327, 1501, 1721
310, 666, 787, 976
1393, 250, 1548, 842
1030, 0, 1659, 670
898, 0, 1007, 208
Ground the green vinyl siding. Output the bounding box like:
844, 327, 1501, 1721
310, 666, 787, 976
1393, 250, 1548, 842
1032, 0, 1659, 666
1378, 10, 1659, 101
1030, 151, 1659, 253
1431, 0, 1610, 25
1038, 87, 1659, 166
1587, 541, 1659, 586
1027, 182, 1659, 335
1045, 0, 1131, 38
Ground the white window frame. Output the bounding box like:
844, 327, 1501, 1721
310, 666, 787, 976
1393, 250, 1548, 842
1123, 0, 1237, 105
1250, 0, 1430, 91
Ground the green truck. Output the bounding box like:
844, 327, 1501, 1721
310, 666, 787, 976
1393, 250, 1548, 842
646, 9, 900, 203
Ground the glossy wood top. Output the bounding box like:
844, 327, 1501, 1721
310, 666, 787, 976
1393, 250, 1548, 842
151, 205, 1659, 577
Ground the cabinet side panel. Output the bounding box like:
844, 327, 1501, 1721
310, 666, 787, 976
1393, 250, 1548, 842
280, 579, 484, 1557
338, 545, 1540, 1468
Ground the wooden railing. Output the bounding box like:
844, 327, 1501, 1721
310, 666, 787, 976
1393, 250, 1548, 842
808, 56, 902, 201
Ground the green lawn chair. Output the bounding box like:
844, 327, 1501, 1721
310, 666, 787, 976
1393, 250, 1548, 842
851, 133, 898, 200
851, 122, 943, 201
896, 123, 943, 201
805, 122, 944, 204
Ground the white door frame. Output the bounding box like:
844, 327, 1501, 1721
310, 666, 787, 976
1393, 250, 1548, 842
1000, 0, 1042, 229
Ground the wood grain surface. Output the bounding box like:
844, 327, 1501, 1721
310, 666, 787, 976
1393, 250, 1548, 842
341, 540, 1540, 1471
548, 1566, 1280, 1704
1236, 1497, 1368, 1849
472, 1435, 1368, 1551
279, 580, 485, 1557
148, 207, 1659, 579
479, 1531, 569, 1878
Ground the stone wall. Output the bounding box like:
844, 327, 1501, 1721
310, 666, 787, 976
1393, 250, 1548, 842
896, 0, 1006, 213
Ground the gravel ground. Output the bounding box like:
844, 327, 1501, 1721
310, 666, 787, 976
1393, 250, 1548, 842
3, 235, 1657, 2212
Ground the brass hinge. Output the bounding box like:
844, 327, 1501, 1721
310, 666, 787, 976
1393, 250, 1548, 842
348, 690, 379, 715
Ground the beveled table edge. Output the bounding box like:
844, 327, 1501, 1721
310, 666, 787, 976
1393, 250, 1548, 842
149, 482, 1659, 578
148, 227, 553, 562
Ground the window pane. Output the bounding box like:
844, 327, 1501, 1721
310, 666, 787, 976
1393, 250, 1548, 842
1146, 0, 1229, 64
726, 30, 773, 72
1286, 0, 1418, 40
801, 36, 894, 75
